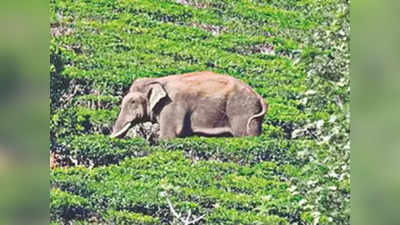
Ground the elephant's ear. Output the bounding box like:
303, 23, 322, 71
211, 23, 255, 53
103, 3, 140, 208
148, 83, 167, 112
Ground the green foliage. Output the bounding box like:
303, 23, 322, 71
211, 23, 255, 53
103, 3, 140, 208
50, 0, 350, 224
207, 207, 289, 225
104, 209, 161, 225
67, 135, 154, 166
50, 149, 349, 224
50, 188, 91, 222
160, 136, 318, 165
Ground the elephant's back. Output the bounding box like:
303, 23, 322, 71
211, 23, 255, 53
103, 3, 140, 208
161, 71, 239, 99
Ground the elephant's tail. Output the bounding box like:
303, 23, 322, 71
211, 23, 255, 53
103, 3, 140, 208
246, 96, 268, 135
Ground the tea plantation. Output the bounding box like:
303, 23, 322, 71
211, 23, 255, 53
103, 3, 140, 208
50, 0, 350, 224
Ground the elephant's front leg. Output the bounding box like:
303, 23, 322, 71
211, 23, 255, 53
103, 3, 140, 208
158, 104, 188, 139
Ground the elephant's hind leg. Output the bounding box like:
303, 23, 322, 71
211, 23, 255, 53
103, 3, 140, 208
246, 117, 262, 136
230, 115, 250, 137
230, 115, 262, 137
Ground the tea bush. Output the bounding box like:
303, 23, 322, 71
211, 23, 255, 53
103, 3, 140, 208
50, 0, 350, 224
50, 188, 91, 222
104, 209, 161, 225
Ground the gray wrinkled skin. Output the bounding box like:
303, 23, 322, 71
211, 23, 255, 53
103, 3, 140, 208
111, 71, 268, 139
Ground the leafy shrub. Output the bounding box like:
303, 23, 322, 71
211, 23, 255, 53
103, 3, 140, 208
66, 135, 153, 166
50, 188, 91, 222
104, 209, 161, 225
160, 136, 320, 165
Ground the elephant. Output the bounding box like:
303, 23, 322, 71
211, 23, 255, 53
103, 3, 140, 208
110, 71, 267, 139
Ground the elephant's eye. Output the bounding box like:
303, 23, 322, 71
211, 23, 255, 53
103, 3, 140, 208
131, 100, 135, 104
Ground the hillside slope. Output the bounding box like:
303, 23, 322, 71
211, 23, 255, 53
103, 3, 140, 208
50, 0, 350, 224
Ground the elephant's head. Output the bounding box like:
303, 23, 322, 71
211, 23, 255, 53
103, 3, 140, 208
110, 82, 167, 138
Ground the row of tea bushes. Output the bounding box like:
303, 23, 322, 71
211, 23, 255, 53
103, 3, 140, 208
53, 134, 325, 167
51, 149, 348, 224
